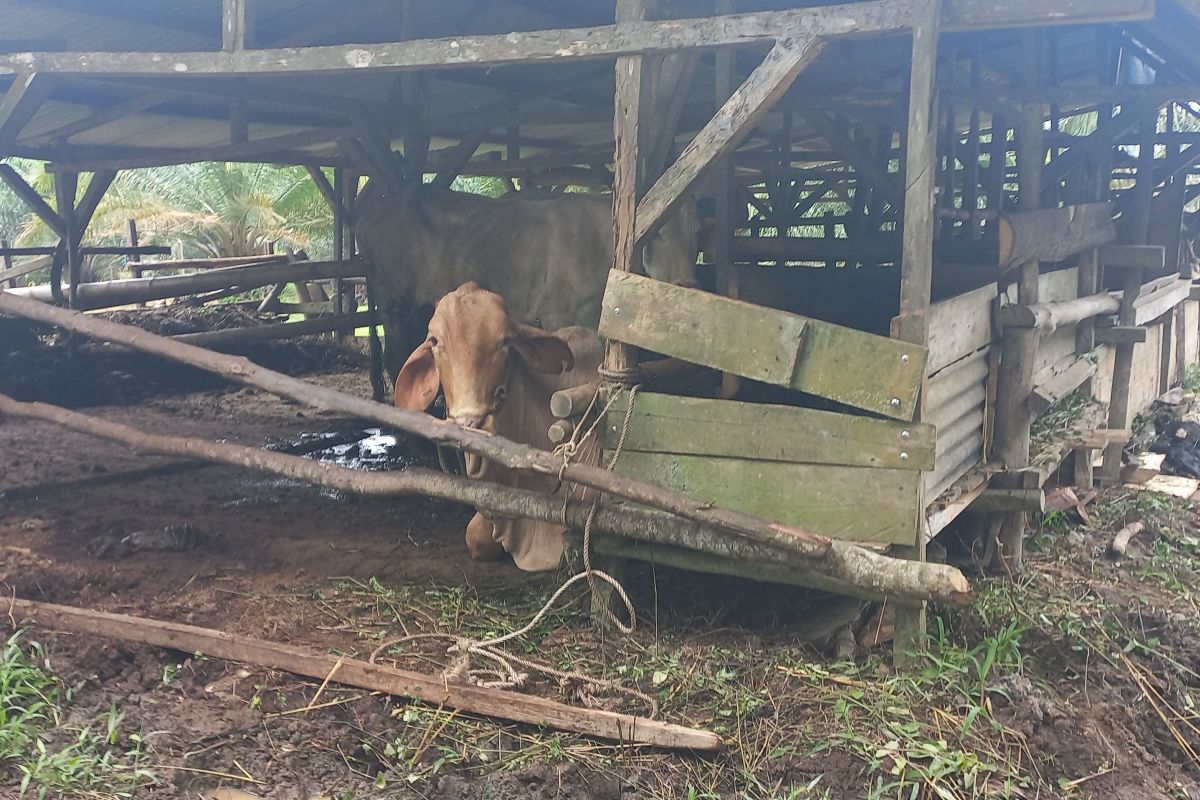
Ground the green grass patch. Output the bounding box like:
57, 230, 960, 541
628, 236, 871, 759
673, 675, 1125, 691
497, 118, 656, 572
0, 631, 154, 798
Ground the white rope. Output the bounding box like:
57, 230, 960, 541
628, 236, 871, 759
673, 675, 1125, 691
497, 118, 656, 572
368, 385, 653, 714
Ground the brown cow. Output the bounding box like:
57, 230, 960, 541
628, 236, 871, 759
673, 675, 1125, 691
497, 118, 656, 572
392, 282, 602, 570
356, 182, 699, 380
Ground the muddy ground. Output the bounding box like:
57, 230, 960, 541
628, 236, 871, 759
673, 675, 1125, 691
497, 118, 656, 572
4, 315, 1200, 798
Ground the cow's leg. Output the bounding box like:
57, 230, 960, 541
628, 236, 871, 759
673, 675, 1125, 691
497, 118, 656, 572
465, 512, 505, 562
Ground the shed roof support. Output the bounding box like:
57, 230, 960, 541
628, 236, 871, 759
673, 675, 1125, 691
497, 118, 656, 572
0, 72, 55, 148
0, 0, 1155, 78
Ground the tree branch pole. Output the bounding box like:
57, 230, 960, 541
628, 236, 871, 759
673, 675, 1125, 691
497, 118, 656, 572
0, 393, 972, 605
0, 290, 833, 561
5, 597, 719, 750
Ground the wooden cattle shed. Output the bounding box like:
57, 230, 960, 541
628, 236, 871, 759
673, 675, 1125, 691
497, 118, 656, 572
1, 0, 1199, 655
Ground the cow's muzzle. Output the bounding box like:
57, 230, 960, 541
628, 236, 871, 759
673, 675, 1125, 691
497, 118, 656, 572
453, 413, 490, 430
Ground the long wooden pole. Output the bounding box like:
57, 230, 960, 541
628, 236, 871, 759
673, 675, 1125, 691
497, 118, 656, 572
892, 0, 941, 662
991, 30, 1044, 574
0, 392, 972, 605
0, 290, 833, 561
6, 598, 719, 750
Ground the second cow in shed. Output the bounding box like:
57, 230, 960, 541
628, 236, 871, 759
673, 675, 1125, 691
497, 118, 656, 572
356, 182, 700, 380
392, 282, 602, 570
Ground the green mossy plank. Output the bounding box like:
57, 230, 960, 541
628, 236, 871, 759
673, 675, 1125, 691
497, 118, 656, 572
600, 391, 934, 470
612, 451, 920, 545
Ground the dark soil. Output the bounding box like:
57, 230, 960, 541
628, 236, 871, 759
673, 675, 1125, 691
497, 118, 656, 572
4, 310, 1200, 798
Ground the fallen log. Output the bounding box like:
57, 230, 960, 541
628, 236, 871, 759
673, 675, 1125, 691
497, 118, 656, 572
6, 259, 364, 311
0, 290, 839, 561
0, 392, 973, 605
5, 598, 720, 750
172, 311, 375, 349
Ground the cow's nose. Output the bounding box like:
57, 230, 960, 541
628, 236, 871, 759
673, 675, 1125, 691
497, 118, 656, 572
454, 413, 488, 430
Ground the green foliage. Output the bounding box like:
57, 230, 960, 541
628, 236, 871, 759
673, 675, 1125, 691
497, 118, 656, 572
0, 631, 154, 798
1184, 363, 1200, 393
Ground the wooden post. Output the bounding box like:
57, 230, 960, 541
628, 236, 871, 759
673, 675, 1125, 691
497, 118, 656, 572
222, 0, 253, 51
0, 239, 14, 289
989, 31, 1044, 575
891, 0, 941, 663
53, 169, 81, 309
714, 1, 740, 401
604, 0, 654, 383
1101, 115, 1157, 482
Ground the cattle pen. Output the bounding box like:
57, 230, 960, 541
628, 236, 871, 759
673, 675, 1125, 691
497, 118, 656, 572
0, 0, 1199, 737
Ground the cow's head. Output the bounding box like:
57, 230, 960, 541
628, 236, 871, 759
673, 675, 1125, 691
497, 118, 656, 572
393, 282, 574, 431
643, 199, 702, 288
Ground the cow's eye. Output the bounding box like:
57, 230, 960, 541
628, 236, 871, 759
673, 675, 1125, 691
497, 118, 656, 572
428, 336, 439, 348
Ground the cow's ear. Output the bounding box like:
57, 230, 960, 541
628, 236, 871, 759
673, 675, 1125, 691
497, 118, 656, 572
393, 340, 441, 410
512, 324, 574, 374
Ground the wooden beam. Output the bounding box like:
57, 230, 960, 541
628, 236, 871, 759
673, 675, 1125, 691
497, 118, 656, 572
223, 0, 254, 52
1097, 243, 1165, 270
430, 126, 490, 189
0, 0, 1154, 78
74, 170, 117, 237
803, 110, 901, 206
635, 37, 824, 244
0, 163, 66, 239
1093, 325, 1147, 344
0, 72, 55, 146
998, 292, 1120, 329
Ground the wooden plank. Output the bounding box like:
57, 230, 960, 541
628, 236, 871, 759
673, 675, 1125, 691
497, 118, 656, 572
9, 598, 719, 751
1030, 349, 1100, 414
634, 36, 824, 244
600, 272, 927, 420
1094, 325, 1148, 344
0, 72, 55, 145
924, 282, 997, 374
1134, 277, 1192, 324
941, 0, 1153, 28
0, 254, 50, 284
613, 451, 921, 545
1098, 243, 1165, 270
600, 271, 807, 386
1130, 474, 1200, 499
599, 391, 935, 470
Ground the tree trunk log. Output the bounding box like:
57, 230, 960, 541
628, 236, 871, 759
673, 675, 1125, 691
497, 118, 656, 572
997, 202, 1116, 270
998, 291, 1120, 330
0, 392, 973, 605
8, 259, 362, 310
0, 292, 833, 561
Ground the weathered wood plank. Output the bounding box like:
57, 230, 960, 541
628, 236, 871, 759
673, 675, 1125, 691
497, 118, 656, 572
1094, 325, 1148, 344
600, 391, 934, 470
599, 272, 927, 420
924, 283, 996, 374
1098, 243, 1165, 270
1030, 349, 1100, 414
1134, 277, 1191, 325
612, 451, 921, 545
599, 271, 807, 386
941, 0, 1153, 28
634, 36, 824, 244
